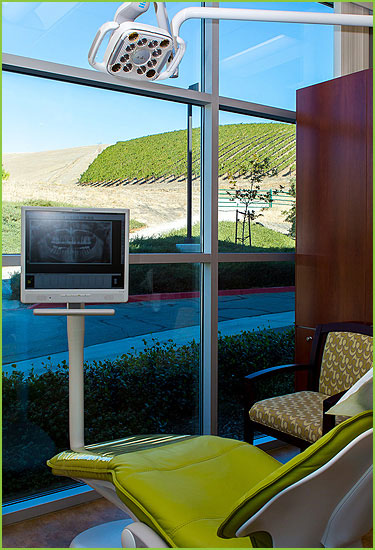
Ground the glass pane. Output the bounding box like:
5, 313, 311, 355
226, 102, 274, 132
218, 112, 296, 253
3, 263, 201, 502
2, 2, 201, 90
2, 72, 201, 254
217, 263, 295, 440
219, 2, 334, 110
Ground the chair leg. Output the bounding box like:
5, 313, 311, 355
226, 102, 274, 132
243, 408, 254, 444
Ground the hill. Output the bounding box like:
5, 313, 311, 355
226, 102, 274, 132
78, 123, 296, 186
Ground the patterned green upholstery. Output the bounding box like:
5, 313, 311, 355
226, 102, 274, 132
319, 332, 373, 395
249, 391, 347, 443
249, 331, 373, 444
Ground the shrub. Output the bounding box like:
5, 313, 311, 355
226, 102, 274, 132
9, 260, 294, 301
2, 165, 9, 181
3, 327, 294, 500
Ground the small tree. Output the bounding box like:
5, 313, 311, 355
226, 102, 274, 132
2, 165, 9, 181
282, 178, 296, 239
226, 156, 281, 246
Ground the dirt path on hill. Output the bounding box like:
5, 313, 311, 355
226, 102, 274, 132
2, 145, 294, 232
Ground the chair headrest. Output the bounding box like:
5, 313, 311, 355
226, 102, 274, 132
218, 410, 373, 540
326, 368, 373, 417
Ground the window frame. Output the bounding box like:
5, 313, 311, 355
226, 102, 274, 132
2, 7, 296, 519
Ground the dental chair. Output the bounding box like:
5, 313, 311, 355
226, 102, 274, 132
48, 407, 373, 548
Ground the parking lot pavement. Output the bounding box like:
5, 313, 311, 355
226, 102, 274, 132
3, 290, 295, 374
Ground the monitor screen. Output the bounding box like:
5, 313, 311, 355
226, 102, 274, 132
21, 207, 129, 304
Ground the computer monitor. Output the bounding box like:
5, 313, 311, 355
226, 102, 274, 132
21, 207, 129, 304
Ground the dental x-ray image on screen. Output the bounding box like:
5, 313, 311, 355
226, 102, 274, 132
21, 207, 129, 304
28, 220, 112, 265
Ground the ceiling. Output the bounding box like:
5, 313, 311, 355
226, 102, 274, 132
351, 2, 373, 10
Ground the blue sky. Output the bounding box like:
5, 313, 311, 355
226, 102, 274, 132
2, 2, 333, 152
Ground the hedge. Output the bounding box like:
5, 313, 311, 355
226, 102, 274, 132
3, 327, 294, 501
9, 261, 294, 302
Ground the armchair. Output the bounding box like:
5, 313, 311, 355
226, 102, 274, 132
244, 322, 373, 448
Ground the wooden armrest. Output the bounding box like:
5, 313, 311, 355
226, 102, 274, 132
244, 363, 312, 409
322, 390, 347, 435
323, 390, 347, 413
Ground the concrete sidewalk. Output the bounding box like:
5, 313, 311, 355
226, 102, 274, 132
3, 288, 295, 375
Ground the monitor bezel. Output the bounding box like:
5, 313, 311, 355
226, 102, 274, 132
21, 206, 129, 304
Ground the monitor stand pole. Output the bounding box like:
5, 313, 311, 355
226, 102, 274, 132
33, 303, 115, 451
34, 303, 133, 548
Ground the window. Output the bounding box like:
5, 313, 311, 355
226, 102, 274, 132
3, 1, 336, 511
2, 2, 202, 90
2, 73, 202, 255
219, 2, 334, 109
3, 264, 201, 502
217, 112, 296, 253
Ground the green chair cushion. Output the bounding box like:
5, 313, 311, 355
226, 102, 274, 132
218, 410, 373, 540
48, 434, 280, 548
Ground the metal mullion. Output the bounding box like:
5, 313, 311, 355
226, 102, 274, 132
1, 253, 212, 267
218, 253, 295, 262
2, 53, 211, 107
2, 254, 21, 266
129, 253, 211, 264
3, 54, 297, 122
219, 97, 296, 123
201, 3, 220, 436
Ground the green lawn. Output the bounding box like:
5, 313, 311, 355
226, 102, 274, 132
2, 200, 294, 255
130, 221, 294, 254
2, 201, 145, 254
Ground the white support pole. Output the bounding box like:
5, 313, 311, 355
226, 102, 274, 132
67, 304, 85, 451
171, 7, 373, 38
33, 305, 115, 451
201, 4, 219, 436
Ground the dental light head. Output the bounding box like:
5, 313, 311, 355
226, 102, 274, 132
89, 3, 373, 83
88, 2, 185, 82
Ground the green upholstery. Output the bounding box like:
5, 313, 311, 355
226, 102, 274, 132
48, 434, 280, 548
48, 411, 371, 547
218, 410, 372, 540
319, 332, 373, 395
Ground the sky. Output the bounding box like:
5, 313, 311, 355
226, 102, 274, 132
2, 1, 334, 153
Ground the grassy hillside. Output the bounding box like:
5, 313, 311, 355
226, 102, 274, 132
2, 201, 144, 254
79, 123, 296, 186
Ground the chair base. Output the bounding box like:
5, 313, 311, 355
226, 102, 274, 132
70, 519, 132, 548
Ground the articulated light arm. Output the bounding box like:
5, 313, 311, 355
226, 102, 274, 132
170, 7, 373, 39
89, 4, 373, 82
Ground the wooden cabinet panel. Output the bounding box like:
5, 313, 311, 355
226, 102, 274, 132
295, 326, 315, 390
295, 326, 315, 364
365, 69, 373, 322
295, 69, 372, 342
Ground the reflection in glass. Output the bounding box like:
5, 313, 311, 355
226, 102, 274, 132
219, 2, 334, 110
217, 264, 295, 440
2, 263, 200, 502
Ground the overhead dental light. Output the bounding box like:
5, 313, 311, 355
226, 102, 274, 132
89, 2, 373, 82
88, 2, 185, 81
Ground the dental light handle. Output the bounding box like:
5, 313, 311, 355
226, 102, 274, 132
114, 2, 150, 24
88, 21, 119, 72
158, 36, 186, 80
153, 2, 171, 34
153, 2, 179, 79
